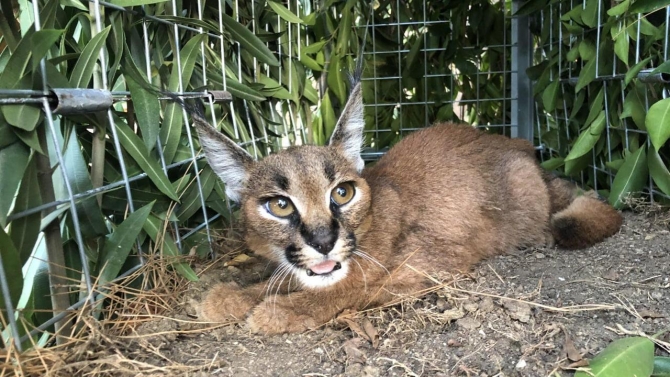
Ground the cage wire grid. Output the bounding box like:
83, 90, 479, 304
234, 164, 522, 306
0, 0, 322, 351
532, 0, 670, 202
0, 0, 668, 352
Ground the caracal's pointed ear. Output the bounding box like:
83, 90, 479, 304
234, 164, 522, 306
328, 82, 365, 172
191, 114, 254, 203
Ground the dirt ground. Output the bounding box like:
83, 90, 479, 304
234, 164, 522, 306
95, 210, 669, 377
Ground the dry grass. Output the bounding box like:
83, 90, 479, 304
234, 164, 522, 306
1, 252, 235, 377
623, 195, 670, 227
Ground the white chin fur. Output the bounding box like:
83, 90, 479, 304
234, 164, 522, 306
293, 260, 350, 289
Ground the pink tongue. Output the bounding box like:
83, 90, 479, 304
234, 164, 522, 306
310, 260, 337, 274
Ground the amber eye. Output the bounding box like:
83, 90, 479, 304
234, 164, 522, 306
331, 182, 356, 206
265, 197, 295, 218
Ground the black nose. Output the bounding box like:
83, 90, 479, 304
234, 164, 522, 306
304, 226, 337, 255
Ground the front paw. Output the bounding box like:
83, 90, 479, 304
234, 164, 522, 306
198, 282, 256, 322
246, 302, 318, 335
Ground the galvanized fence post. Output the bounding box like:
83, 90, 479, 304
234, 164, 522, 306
511, 0, 535, 143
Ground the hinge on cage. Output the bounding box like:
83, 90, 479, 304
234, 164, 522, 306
638, 69, 670, 84
50, 89, 113, 115
206, 90, 232, 103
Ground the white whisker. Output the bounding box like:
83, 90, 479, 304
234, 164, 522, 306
265, 262, 291, 301
354, 249, 390, 275
352, 258, 367, 292
272, 267, 292, 314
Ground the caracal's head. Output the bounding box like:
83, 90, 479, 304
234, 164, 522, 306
193, 82, 371, 289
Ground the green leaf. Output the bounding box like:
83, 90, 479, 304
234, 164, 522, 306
300, 52, 323, 71
267, 0, 304, 24
561, 5, 584, 23
327, 52, 347, 105
60, 0, 88, 10
613, 23, 629, 66
542, 80, 560, 112
629, 0, 670, 13
653, 356, 670, 377
336, 0, 355, 55
30, 29, 64, 70
584, 87, 605, 127
176, 166, 216, 221
639, 18, 662, 37
565, 111, 607, 161
303, 40, 327, 54
566, 45, 580, 61
607, 0, 630, 16
607, 158, 625, 171
609, 146, 649, 209
582, 0, 599, 28
575, 337, 654, 377
322, 91, 337, 141
648, 146, 670, 196
513, 0, 548, 16
98, 201, 154, 286
127, 76, 160, 150
114, 118, 180, 202
160, 33, 207, 164
224, 78, 267, 101
645, 98, 670, 151
258, 74, 292, 100
621, 90, 646, 130
13, 128, 44, 155
540, 157, 565, 171
0, 122, 18, 149
2, 104, 43, 131
107, 13, 126, 86
143, 215, 199, 281
651, 60, 670, 75
108, 0, 168, 5
9, 156, 42, 265
153, 16, 222, 35
0, 0, 20, 51
579, 40, 596, 61
0, 32, 33, 89
0, 142, 30, 228
220, 13, 280, 67
69, 26, 111, 88
57, 128, 108, 237
0, 227, 23, 311
575, 57, 597, 92
625, 56, 652, 85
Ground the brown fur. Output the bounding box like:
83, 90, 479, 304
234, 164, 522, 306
192, 83, 623, 335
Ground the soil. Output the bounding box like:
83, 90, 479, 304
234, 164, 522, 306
129, 211, 669, 376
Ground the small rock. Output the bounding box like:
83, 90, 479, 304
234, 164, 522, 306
479, 297, 495, 313
503, 301, 532, 323
360, 366, 381, 377
516, 359, 527, 369
602, 269, 619, 281
651, 291, 663, 300
314, 347, 324, 354
456, 317, 482, 330
447, 339, 461, 347
464, 302, 479, 313
535, 252, 546, 259
436, 298, 448, 312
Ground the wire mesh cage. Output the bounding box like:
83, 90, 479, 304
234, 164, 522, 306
0, 0, 668, 358
527, 0, 670, 203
